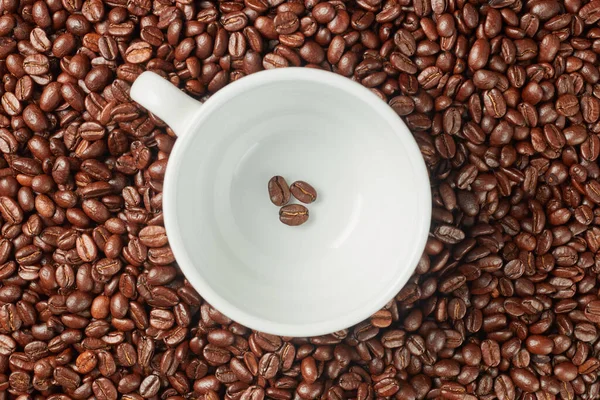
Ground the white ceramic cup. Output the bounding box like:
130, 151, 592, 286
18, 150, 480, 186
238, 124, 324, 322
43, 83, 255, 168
130, 68, 431, 337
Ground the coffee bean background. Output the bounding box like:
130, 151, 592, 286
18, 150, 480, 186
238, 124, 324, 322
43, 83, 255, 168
0, 0, 599, 398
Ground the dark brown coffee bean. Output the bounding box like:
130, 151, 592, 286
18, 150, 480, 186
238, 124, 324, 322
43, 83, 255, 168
222, 11, 248, 32
138, 225, 168, 248
258, 353, 280, 379
494, 375, 515, 400
0, 196, 23, 224
203, 344, 232, 366
76, 350, 98, 374
139, 374, 160, 397
0, 129, 18, 153
207, 329, 235, 347
279, 204, 309, 226
582, 95, 600, 123
468, 38, 490, 70
93, 377, 117, 400
2, 92, 21, 116
23, 104, 49, 131
417, 66, 443, 90
23, 54, 49, 76
483, 89, 507, 118
290, 181, 317, 203
263, 52, 289, 69
481, 340, 501, 367
268, 176, 291, 206
510, 368, 540, 393
434, 225, 465, 244
556, 94, 580, 116
274, 12, 299, 35
53, 365, 80, 390
390, 52, 417, 74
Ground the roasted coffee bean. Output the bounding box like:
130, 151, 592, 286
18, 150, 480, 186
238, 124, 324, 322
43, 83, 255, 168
526, 335, 554, 355
53, 366, 80, 390
274, 12, 299, 35
258, 353, 280, 379
76, 350, 98, 374
268, 176, 291, 206
279, 204, 309, 226
23, 54, 50, 76
138, 226, 168, 248
483, 88, 507, 118
93, 377, 117, 400
208, 329, 235, 347
290, 181, 317, 203
510, 368, 540, 393
556, 94, 580, 116
139, 374, 161, 397
116, 343, 137, 367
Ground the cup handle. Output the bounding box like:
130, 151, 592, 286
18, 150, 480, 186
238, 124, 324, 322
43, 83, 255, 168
130, 71, 201, 136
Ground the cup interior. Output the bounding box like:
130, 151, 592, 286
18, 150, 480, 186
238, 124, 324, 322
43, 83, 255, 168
164, 69, 430, 335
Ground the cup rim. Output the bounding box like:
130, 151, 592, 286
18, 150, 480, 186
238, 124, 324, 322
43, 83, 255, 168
162, 67, 431, 336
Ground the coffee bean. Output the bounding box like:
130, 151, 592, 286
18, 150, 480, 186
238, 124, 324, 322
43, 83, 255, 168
494, 375, 515, 400
115, 342, 137, 367
124, 42, 152, 64
93, 377, 117, 400
417, 66, 443, 90
468, 38, 490, 70
222, 11, 248, 32
510, 368, 540, 393
393, 29, 416, 56
525, 335, 554, 355
138, 225, 168, 248
481, 339, 501, 367
23, 104, 49, 131
258, 353, 280, 379
274, 12, 299, 35
139, 374, 161, 397
434, 225, 465, 244
299, 40, 325, 63
23, 54, 49, 75
53, 366, 80, 390
0, 196, 23, 224
268, 176, 291, 206
203, 344, 232, 366
0, 334, 16, 355
207, 329, 235, 347
0, 129, 18, 154
556, 94, 580, 116
390, 52, 417, 74
279, 204, 309, 226
290, 181, 317, 203
483, 88, 507, 118
76, 350, 98, 374
1, 92, 21, 116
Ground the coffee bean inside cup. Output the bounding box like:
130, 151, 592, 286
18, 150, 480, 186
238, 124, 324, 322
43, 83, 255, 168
268, 176, 317, 225
279, 204, 309, 226
290, 181, 317, 203
268, 175, 291, 206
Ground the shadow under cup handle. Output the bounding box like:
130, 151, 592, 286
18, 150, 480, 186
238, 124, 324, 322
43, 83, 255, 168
130, 71, 201, 136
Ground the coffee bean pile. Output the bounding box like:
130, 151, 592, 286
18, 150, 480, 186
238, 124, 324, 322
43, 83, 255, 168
0, 0, 599, 398
269, 177, 316, 226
